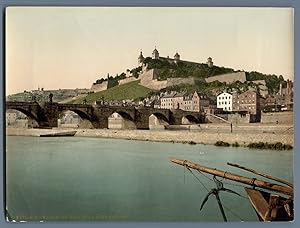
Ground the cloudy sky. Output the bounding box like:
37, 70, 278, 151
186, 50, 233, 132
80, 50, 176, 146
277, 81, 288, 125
6, 7, 294, 95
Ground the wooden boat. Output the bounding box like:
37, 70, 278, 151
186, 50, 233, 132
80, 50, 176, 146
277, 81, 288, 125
39, 131, 77, 137
170, 158, 293, 222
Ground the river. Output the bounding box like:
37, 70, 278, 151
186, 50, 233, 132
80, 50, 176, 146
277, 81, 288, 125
5, 136, 293, 222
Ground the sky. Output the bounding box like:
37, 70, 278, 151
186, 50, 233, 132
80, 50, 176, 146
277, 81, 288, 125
6, 7, 294, 95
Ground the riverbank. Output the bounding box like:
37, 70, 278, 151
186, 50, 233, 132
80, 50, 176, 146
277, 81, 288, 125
6, 124, 294, 147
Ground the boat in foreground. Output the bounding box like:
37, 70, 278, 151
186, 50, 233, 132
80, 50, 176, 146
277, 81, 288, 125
170, 158, 293, 222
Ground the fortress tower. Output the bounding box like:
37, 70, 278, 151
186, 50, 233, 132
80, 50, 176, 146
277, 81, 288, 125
174, 52, 180, 63
152, 47, 159, 59
207, 57, 213, 68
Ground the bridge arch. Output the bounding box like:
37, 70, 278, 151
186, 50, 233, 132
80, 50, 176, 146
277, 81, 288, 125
58, 108, 95, 129
105, 107, 136, 121
149, 112, 170, 129
110, 110, 134, 121
151, 112, 169, 123
6, 108, 39, 128
182, 114, 201, 125
108, 112, 136, 129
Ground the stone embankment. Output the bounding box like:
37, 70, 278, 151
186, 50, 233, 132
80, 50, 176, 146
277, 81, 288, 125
6, 123, 294, 146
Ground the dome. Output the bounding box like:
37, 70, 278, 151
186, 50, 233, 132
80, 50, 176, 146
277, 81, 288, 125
174, 52, 180, 58
152, 48, 159, 55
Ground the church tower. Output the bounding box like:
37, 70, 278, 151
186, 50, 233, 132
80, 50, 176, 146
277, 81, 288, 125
138, 51, 144, 65
152, 47, 159, 59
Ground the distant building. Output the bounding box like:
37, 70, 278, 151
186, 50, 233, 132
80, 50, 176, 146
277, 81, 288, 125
153, 99, 161, 109
278, 79, 293, 110
160, 93, 175, 110
172, 92, 186, 109
6, 110, 17, 126
158, 91, 209, 112
204, 104, 223, 115
183, 94, 193, 111
237, 90, 260, 115
217, 92, 233, 112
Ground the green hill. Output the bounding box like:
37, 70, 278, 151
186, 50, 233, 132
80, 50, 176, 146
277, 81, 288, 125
70, 80, 153, 104
143, 57, 235, 80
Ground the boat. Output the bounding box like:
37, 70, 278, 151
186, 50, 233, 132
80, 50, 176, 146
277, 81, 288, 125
170, 158, 294, 222
39, 130, 77, 137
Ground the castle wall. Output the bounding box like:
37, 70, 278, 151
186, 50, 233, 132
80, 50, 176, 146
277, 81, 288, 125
139, 69, 167, 90
166, 77, 195, 87
139, 69, 195, 90
205, 72, 247, 84
90, 81, 108, 92
119, 77, 139, 85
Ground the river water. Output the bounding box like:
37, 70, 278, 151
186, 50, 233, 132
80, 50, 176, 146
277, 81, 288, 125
6, 136, 293, 222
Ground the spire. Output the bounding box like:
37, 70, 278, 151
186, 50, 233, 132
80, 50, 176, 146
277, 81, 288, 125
138, 49, 144, 65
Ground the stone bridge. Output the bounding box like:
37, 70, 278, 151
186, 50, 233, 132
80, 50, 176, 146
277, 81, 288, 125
6, 101, 205, 129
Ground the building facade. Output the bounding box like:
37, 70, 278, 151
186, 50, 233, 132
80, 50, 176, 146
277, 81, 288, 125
237, 90, 260, 115
172, 92, 185, 110
217, 92, 233, 111
159, 91, 209, 112
6, 111, 17, 126
160, 94, 175, 110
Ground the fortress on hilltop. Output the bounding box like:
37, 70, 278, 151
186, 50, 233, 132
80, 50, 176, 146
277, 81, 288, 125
138, 47, 214, 67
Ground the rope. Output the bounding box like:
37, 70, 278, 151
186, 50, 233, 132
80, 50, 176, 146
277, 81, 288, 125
186, 167, 210, 192
185, 165, 247, 221
222, 204, 245, 221
183, 160, 187, 184
196, 170, 214, 181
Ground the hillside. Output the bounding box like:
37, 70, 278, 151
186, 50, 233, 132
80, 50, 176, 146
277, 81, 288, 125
143, 57, 235, 80
6, 89, 90, 103
70, 80, 153, 104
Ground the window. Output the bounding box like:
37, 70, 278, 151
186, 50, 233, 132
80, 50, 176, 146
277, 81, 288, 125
225, 102, 227, 104
229, 101, 230, 104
